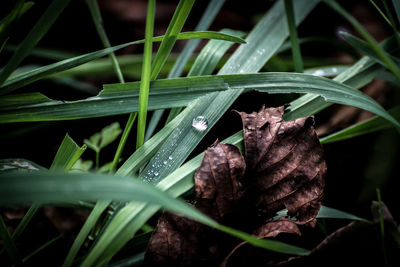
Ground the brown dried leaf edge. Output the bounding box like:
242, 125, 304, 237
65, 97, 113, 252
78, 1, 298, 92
145, 106, 327, 266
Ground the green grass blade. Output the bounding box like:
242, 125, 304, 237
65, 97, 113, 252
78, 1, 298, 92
284, 34, 399, 121
150, 0, 195, 80
168, 0, 226, 78
340, 31, 400, 70
62, 201, 109, 267
304, 65, 348, 77
50, 134, 86, 171
110, 113, 137, 172
136, 0, 155, 149
376, 188, 388, 267
324, 0, 400, 81
393, 0, 400, 25
320, 106, 400, 143
10, 202, 40, 243
0, 172, 310, 264
0, 215, 22, 265
147, 29, 243, 140
87, 0, 125, 83
107, 252, 145, 267
22, 235, 61, 263
369, 0, 392, 26
317, 206, 369, 222
188, 29, 246, 77
139, 0, 194, 147
0, 0, 70, 87
117, 100, 199, 176
0, 0, 25, 52
3, 44, 77, 61
3, 72, 400, 129
8, 134, 86, 257
0, 31, 245, 95
284, 0, 303, 72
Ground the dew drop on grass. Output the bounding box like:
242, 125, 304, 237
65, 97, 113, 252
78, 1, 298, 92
192, 116, 208, 131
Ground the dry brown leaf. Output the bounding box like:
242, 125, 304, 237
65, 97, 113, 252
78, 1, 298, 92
239, 106, 326, 227
145, 106, 326, 266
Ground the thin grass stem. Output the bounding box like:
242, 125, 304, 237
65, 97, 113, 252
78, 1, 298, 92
86, 0, 125, 83
376, 188, 388, 267
284, 0, 303, 73
136, 0, 155, 148
325, 0, 400, 81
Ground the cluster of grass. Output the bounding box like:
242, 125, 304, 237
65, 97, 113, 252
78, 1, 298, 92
0, 0, 399, 266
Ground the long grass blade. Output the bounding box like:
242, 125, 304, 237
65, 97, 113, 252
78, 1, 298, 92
284, 34, 399, 121
320, 106, 400, 143
284, 0, 303, 72
136, 0, 155, 148
6, 72, 398, 133
0, 171, 310, 265
0, 0, 70, 87
0, 0, 26, 52
62, 201, 109, 267
340, 31, 400, 69
5, 72, 397, 126
0, 31, 245, 95
393, 0, 400, 25
87, 0, 125, 83
6, 134, 86, 258
22, 235, 61, 263
0, 215, 22, 265
168, 0, 226, 78
324, 0, 400, 81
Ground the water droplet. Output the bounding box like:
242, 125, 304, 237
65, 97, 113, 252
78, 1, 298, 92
312, 70, 325, 76
192, 116, 208, 131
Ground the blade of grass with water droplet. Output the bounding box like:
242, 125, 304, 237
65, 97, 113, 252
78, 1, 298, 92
158, 0, 227, 130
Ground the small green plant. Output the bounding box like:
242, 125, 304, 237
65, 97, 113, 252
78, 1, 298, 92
0, 0, 399, 266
